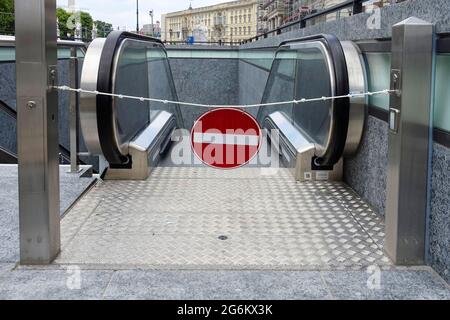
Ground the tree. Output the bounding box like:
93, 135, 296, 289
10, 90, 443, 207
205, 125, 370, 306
80, 11, 93, 40
1, 4, 110, 41
56, 8, 71, 38
56, 8, 94, 40
0, 0, 14, 35
95, 20, 113, 38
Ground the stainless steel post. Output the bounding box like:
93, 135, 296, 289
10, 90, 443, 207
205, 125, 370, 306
15, 0, 61, 264
69, 47, 80, 173
385, 17, 434, 265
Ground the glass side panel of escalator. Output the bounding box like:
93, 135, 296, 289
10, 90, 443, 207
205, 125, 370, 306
364, 52, 391, 110
113, 39, 182, 144
292, 45, 333, 152
257, 42, 336, 154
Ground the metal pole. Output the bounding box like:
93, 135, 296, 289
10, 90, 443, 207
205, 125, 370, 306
69, 47, 80, 173
15, 0, 61, 264
136, 0, 139, 33
150, 11, 154, 37
385, 17, 434, 265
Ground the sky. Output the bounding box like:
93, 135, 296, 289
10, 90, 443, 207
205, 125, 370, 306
56, 0, 236, 30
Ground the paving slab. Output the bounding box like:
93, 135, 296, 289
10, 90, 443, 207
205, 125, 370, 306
321, 269, 450, 300
0, 267, 447, 300
103, 270, 331, 300
0, 268, 112, 300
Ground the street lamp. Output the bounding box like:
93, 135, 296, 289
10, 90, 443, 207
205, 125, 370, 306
136, 0, 139, 33
149, 10, 154, 36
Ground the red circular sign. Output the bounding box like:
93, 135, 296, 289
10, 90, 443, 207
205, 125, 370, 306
191, 108, 262, 169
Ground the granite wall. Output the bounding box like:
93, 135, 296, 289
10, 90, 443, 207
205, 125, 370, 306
0, 63, 16, 111
429, 142, 450, 283
0, 60, 71, 154
0, 63, 18, 156
58, 60, 71, 151
169, 58, 239, 130
0, 110, 16, 154
168, 56, 270, 124
344, 116, 389, 216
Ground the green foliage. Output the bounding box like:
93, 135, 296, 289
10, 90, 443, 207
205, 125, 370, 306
0, 0, 15, 35
57, 8, 95, 40
80, 11, 93, 39
0, 4, 112, 40
56, 8, 71, 38
95, 20, 113, 38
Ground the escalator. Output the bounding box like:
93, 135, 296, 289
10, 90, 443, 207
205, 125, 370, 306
79, 32, 366, 177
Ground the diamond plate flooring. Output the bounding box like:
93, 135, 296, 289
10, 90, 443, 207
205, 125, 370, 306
55, 167, 391, 269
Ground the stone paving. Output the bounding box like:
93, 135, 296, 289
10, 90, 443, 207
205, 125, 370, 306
0, 165, 449, 300
0, 264, 448, 300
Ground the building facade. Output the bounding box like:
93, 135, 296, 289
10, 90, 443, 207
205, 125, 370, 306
161, 0, 258, 44
140, 21, 161, 38
257, 0, 345, 34
258, 0, 285, 33
257, 0, 398, 35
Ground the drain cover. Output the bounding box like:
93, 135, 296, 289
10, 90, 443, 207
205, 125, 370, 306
218, 235, 228, 241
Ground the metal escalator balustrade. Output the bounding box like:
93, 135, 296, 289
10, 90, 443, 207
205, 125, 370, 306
257, 34, 367, 170
80, 31, 183, 177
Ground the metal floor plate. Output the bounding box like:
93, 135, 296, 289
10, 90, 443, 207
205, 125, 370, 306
56, 167, 391, 269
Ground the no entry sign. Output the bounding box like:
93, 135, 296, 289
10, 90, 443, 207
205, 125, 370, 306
191, 108, 262, 169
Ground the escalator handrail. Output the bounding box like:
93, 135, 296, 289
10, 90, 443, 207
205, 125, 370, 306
261, 34, 350, 167
96, 31, 182, 165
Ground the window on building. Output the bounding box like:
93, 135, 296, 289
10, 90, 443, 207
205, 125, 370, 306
248, 26, 251, 34
239, 27, 242, 35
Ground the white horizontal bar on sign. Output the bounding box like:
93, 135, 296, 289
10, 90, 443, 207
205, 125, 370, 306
193, 132, 259, 146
